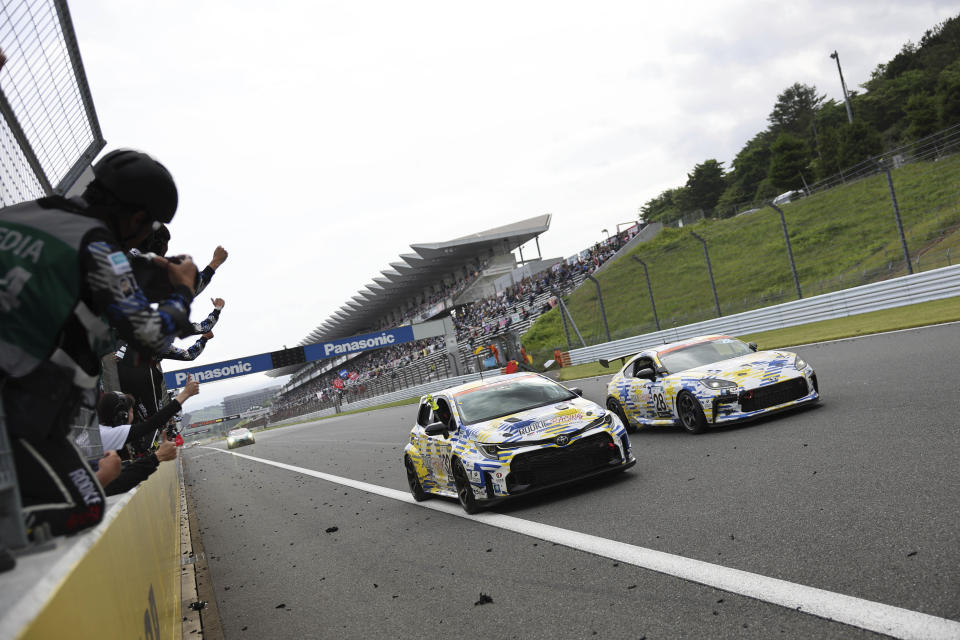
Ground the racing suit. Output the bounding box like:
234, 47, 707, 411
0, 196, 194, 537
115, 306, 218, 417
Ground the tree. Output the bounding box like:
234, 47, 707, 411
678, 159, 726, 215
811, 101, 852, 179
835, 122, 882, 169
716, 131, 773, 215
768, 132, 810, 191
903, 93, 938, 139
859, 69, 933, 138
768, 83, 824, 139
640, 187, 687, 223
936, 59, 960, 127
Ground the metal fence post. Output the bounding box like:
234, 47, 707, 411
880, 161, 913, 274
584, 274, 611, 343
767, 204, 803, 300
552, 288, 572, 348
690, 231, 722, 316
557, 295, 573, 349
552, 289, 586, 347
631, 256, 660, 331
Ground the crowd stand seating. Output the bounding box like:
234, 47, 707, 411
271, 228, 639, 423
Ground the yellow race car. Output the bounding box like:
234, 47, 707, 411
605, 335, 819, 434
404, 373, 635, 513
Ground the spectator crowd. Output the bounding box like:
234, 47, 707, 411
271, 226, 639, 422
0, 141, 230, 572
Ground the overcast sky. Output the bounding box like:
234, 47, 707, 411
70, 1, 957, 410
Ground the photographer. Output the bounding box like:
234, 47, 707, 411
98, 378, 200, 452
0, 149, 197, 537
97, 379, 198, 495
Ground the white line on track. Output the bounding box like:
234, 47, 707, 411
196, 446, 959, 639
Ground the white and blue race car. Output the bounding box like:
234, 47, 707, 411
404, 373, 635, 513
605, 335, 819, 434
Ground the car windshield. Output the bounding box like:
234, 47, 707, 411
658, 338, 753, 373
454, 376, 576, 425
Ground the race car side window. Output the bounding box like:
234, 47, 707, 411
417, 402, 433, 426
632, 357, 655, 378
433, 398, 456, 431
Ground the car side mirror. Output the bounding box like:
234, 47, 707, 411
569, 387, 583, 397
424, 422, 450, 437
748, 342, 758, 352
634, 367, 656, 380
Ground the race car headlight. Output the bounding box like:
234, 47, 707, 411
478, 443, 501, 459
794, 356, 807, 370
585, 413, 613, 430
699, 378, 737, 390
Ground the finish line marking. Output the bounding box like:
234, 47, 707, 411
197, 446, 959, 640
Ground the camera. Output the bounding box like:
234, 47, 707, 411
129, 252, 200, 302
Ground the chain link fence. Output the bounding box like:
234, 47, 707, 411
1, 0, 104, 550
0, 0, 104, 206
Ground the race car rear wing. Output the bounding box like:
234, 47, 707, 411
598, 352, 640, 369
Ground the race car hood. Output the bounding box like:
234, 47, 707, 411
467, 397, 606, 445
666, 350, 798, 386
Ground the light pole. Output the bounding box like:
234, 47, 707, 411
830, 50, 854, 124
601, 228, 609, 240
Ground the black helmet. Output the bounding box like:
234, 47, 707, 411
97, 391, 134, 426
92, 149, 178, 223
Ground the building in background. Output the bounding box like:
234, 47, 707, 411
223, 386, 281, 416
182, 404, 225, 429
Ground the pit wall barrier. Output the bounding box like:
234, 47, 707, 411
562, 263, 960, 366
2, 460, 181, 639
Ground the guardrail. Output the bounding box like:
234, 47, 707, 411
270, 264, 960, 427
566, 263, 960, 365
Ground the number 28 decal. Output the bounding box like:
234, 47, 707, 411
652, 390, 670, 416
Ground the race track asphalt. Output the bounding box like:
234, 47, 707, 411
182, 323, 960, 639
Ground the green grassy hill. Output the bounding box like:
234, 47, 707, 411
522, 153, 960, 357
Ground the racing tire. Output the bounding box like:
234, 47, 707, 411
404, 456, 429, 502
452, 458, 482, 514
606, 397, 635, 434
676, 391, 708, 434
226, 442, 235, 450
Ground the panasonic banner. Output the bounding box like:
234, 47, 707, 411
163, 326, 417, 389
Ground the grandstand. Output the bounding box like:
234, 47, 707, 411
269, 215, 551, 412
268, 218, 642, 423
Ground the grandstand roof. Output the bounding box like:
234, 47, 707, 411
268, 214, 551, 378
